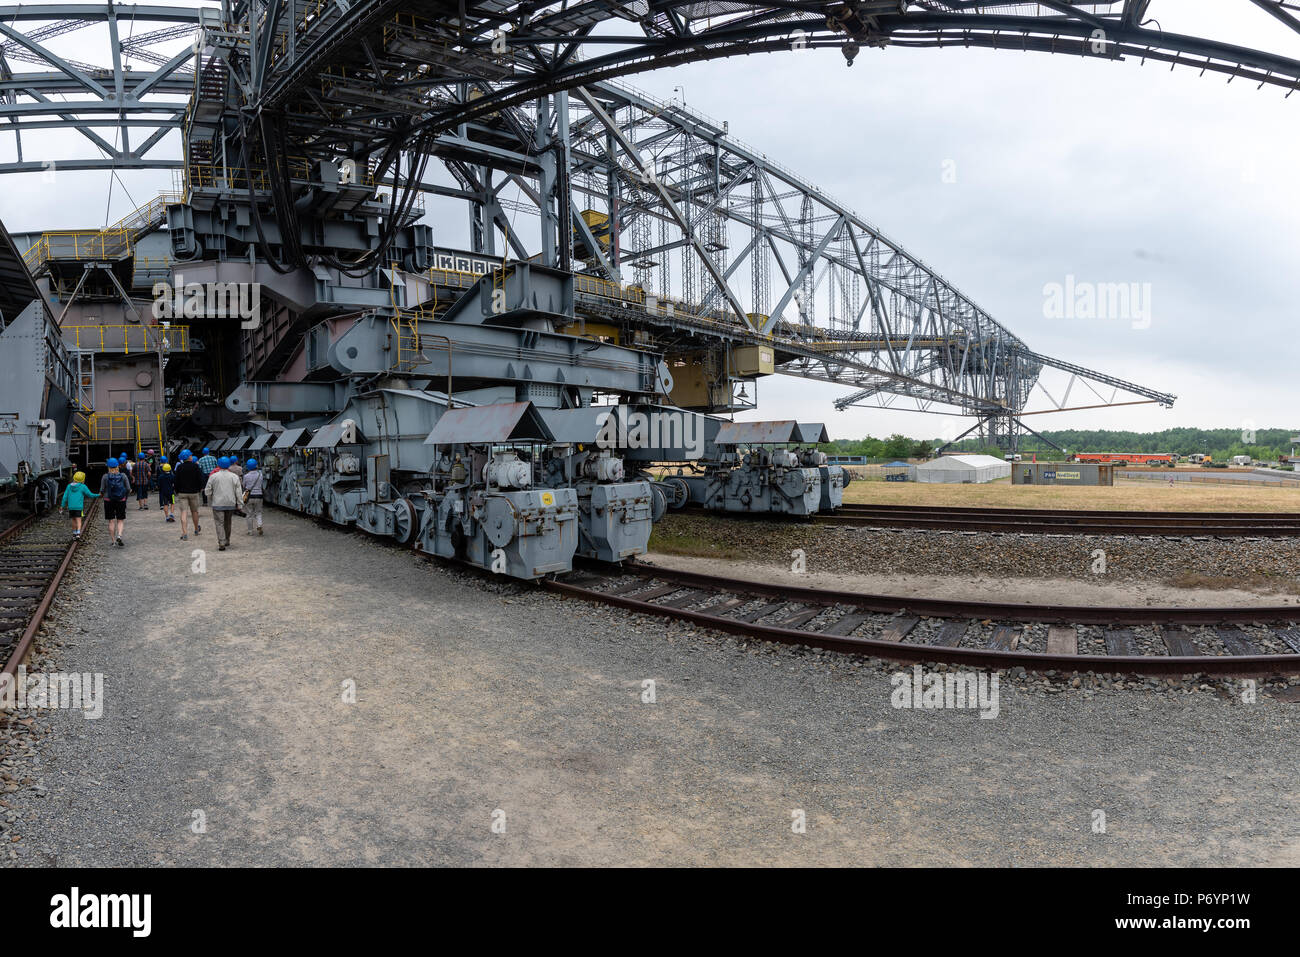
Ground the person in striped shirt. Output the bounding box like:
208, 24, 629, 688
196, 447, 218, 505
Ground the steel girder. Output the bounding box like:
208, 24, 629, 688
0, 4, 213, 172
231, 0, 1300, 153
7, 2, 1300, 168
0, 1, 1203, 418
559, 80, 1040, 414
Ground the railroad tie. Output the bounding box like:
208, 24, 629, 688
1045, 625, 1077, 656
609, 578, 659, 596
1157, 625, 1201, 658
987, 626, 1020, 652
820, 611, 870, 637
877, 616, 919, 643
731, 600, 790, 623
657, 589, 711, 609
1216, 628, 1258, 656
776, 607, 823, 629
1103, 628, 1139, 657
627, 584, 682, 602
931, 621, 967, 647
1275, 627, 1300, 655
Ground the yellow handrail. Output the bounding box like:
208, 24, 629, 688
62, 325, 190, 353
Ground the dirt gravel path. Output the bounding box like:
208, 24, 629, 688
0, 506, 1296, 866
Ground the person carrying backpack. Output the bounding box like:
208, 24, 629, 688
60, 471, 98, 540
98, 458, 132, 546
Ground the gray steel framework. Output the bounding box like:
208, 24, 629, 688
0, 4, 219, 172
13, 1, 1283, 443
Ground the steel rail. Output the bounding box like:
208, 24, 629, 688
829, 503, 1300, 521
542, 562, 1300, 677
676, 504, 1300, 536
0, 500, 97, 683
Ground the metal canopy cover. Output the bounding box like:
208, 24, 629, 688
247, 433, 274, 451
0, 222, 43, 323
797, 423, 830, 443
424, 402, 554, 445
714, 420, 801, 445
307, 421, 366, 449
539, 407, 610, 444
272, 427, 309, 449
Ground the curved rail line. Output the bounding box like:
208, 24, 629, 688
0, 501, 97, 682
543, 563, 1300, 677
680, 503, 1300, 537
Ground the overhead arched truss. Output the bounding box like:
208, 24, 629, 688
13, 0, 1276, 437
0, 4, 215, 173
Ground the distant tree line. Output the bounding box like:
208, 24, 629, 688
819, 428, 1298, 461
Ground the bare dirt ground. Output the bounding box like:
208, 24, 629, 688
1, 507, 1296, 867
842, 476, 1300, 511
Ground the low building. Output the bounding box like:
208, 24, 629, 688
914, 454, 1010, 484
1011, 462, 1114, 486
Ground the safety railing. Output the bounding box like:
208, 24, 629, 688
23, 191, 177, 271
388, 315, 424, 371
108, 192, 180, 235
23, 229, 131, 269
84, 412, 139, 448
186, 155, 379, 194
62, 325, 189, 354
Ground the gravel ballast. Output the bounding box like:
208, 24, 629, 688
652, 513, 1300, 592
0, 507, 1296, 866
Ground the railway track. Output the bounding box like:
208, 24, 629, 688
544, 562, 1300, 676
0, 502, 95, 681
682, 503, 1300, 537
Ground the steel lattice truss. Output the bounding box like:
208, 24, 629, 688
237, 0, 1300, 151
0, 4, 216, 172
11, 0, 1286, 423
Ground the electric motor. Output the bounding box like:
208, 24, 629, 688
484, 450, 531, 489
580, 452, 625, 483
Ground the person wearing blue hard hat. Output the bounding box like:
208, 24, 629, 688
172, 450, 204, 541
98, 456, 132, 546
204, 455, 243, 551
242, 458, 265, 537
134, 451, 152, 510
196, 447, 218, 505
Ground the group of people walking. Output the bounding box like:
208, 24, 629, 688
59, 445, 266, 551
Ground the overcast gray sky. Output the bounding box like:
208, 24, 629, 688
3, 0, 1298, 441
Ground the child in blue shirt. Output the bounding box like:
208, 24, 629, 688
59, 471, 99, 539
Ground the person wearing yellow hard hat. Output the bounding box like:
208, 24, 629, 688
59, 470, 99, 540
157, 461, 176, 523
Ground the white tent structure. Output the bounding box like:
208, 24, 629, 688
915, 454, 1011, 484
